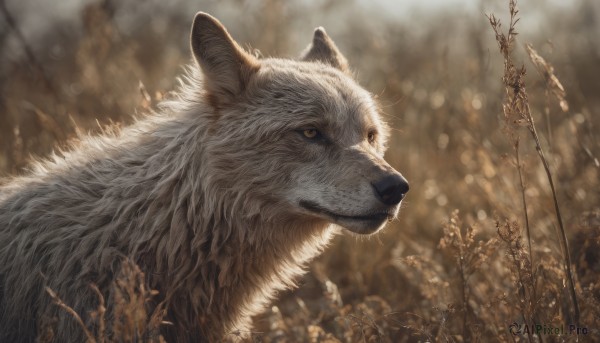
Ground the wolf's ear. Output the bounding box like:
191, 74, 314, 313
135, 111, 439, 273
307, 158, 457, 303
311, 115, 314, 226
301, 27, 350, 74
190, 12, 259, 102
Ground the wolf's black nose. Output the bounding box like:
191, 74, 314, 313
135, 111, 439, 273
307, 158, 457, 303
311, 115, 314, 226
372, 174, 409, 206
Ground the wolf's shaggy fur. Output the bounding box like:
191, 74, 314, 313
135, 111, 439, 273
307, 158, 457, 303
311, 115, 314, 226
0, 13, 408, 342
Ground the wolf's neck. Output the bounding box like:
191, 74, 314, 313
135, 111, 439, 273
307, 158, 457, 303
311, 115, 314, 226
144, 204, 336, 338
149, 204, 336, 295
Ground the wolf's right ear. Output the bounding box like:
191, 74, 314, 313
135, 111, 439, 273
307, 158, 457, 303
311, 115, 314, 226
191, 12, 259, 103
301, 27, 350, 74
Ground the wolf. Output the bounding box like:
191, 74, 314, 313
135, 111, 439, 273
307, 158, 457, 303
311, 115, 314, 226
0, 12, 409, 342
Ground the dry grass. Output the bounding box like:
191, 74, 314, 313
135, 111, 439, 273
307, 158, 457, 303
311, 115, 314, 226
1, 0, 599, 341
488, 1, 580, 324
40, 260, 166, 343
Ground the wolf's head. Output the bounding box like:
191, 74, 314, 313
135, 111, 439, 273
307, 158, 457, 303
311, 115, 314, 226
190, 13, 408, 235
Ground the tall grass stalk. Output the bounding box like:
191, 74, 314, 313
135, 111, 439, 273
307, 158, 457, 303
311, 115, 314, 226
487, 0, 580, 325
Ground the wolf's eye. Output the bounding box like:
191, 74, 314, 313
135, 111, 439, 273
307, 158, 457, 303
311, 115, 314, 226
368, 130, 377, 144
297, 128, 326, 143
303, 128, 319, 139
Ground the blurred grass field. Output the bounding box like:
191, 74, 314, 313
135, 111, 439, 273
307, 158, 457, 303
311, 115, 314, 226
1, 0, 599, 341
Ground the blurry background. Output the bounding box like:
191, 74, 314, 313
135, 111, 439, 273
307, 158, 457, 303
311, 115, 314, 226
1, 0, 599, 341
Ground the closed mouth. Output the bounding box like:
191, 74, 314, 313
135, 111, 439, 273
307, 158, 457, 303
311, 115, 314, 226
299, 200, 393, 222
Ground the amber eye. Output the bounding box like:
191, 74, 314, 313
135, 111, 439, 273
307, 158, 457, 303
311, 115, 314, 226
303, 128, 318, 139
368, 131, 376, 144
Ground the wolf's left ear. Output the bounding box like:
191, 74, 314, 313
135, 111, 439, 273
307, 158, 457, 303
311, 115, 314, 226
301, 27, 350, 74
191, 12, 259, 102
